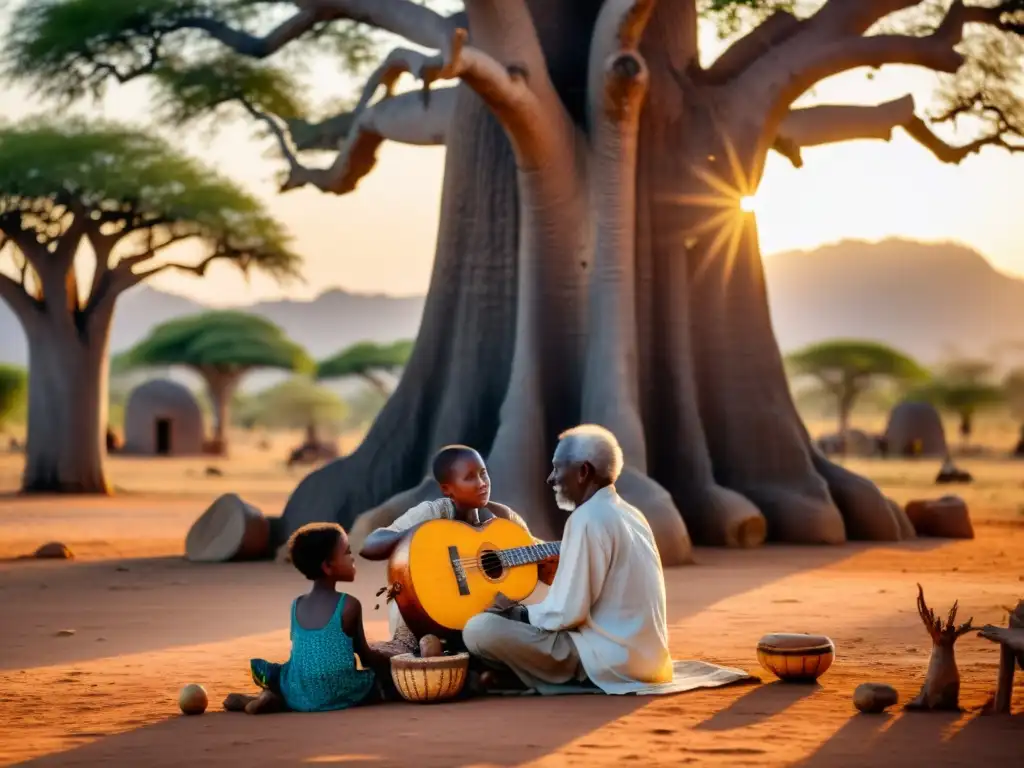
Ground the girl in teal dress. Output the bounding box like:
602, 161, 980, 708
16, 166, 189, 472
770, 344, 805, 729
224, 523, 393, 714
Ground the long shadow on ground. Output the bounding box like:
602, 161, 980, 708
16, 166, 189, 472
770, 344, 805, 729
795, 710, 1024, 766
0, 540, 921, 671
17, 694, 647, 768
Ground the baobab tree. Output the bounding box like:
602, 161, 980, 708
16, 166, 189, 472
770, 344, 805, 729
0, 119, 298, 493
10, 0, 1022, 560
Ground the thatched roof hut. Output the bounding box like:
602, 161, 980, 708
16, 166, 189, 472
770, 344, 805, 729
884, 400, 947, 457
123, 379, 204, 456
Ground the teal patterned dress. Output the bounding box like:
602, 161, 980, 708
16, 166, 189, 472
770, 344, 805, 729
250, 594, 376, 712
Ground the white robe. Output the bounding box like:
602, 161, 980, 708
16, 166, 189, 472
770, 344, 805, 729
526, 485, 677, 694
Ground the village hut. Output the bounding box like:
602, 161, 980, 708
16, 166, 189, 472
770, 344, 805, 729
884, 400, 947, 457
122, 379, 204, 456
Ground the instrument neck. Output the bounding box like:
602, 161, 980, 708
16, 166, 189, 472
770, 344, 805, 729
498, 541, 560, 567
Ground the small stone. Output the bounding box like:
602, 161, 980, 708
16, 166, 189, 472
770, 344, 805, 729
34, 542, 73, 559
56, 629, 76, 637
854, 683, 899, 714
115, 565, 130, 572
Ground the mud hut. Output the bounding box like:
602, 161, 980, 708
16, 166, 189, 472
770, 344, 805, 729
123, 379, 204, 456
884, 400, 947, 458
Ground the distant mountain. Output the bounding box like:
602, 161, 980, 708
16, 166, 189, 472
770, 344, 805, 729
764, 238, 1024, 360
2, 239, 1022, 373
0, 285, 426, 370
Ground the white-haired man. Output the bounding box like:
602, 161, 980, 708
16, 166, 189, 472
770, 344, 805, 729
462, 424, 674, 695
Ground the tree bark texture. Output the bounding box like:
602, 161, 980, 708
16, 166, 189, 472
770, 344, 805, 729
200, 367, 245, 455
280, 0, 917, 560
20, 308, 112, 494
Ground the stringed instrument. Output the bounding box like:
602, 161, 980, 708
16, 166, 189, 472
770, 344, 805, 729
386, 517, 560, 638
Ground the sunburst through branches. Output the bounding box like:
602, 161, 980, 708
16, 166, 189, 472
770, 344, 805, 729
670, 131, 759, 285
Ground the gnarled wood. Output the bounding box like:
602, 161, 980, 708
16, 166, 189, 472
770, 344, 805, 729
906, 584, 973, 712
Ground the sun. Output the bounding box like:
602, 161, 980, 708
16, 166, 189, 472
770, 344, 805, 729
739, 194, 758, 213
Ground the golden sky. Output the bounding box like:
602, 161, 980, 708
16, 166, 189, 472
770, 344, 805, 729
0, 20, 1020, 306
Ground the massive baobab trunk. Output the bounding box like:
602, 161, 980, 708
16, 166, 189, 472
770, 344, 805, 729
278, 0, 929, 563
21, 308, 112, 493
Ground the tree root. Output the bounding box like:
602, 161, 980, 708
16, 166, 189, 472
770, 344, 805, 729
811, 451, 912, 540
906, 584, 973, 712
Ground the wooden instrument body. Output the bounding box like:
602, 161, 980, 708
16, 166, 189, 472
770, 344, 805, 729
387, 517, 541, 638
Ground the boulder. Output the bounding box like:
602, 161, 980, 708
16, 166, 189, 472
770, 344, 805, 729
904, 495, 974, 539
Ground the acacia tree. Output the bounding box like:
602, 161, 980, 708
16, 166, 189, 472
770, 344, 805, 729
117, 311, 313, 454
0, 363, 27, 433
0, 120, 298, 493
250, 376, 348, 435
786, 339, 926, 443
918, 359, 1004, 449
317, 339, 413, 397
12, 1, 1023, 558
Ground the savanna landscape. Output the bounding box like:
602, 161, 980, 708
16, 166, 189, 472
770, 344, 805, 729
2, 0, 1024, 766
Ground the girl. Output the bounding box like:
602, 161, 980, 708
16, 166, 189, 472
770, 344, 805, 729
224, 523, 393, 714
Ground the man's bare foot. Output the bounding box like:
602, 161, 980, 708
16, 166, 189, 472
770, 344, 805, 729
244, 689, 286, 714
223, 693, 256, 712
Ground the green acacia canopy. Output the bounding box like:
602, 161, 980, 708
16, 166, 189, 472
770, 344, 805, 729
786, 340, 928, 388
247, 376, 348, 430
0, 119, 299, 278
3, 0, 374, 110
316, 340, 413, 381
2, 0, 796, 131
0, 364, 28, 427
117, 311, 313, 374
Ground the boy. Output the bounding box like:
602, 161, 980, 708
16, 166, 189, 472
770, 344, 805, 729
360, 445, 557, 653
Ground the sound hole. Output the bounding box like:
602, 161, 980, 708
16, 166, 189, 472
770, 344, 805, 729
479, 550, 504, 580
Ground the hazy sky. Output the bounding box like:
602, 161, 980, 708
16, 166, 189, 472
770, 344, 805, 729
0, 17, 1019, 306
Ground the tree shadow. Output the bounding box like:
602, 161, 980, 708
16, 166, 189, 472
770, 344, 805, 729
694, 680, 822, 731
795, 708, 1024, 767
16, 694, 647, 768
3, 542, 865, 671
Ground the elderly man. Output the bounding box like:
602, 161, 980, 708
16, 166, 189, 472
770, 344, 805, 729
462, 424, 675, 695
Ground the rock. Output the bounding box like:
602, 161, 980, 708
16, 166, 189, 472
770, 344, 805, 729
905, 496, 974, 539
854, 683, 899, 714
204, 466, 223, 477
33, 542, 73, 559
56, 629, 76, 637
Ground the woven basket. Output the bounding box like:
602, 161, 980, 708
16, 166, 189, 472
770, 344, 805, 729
390, 652, 469, 703
756, 633, 835, 682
